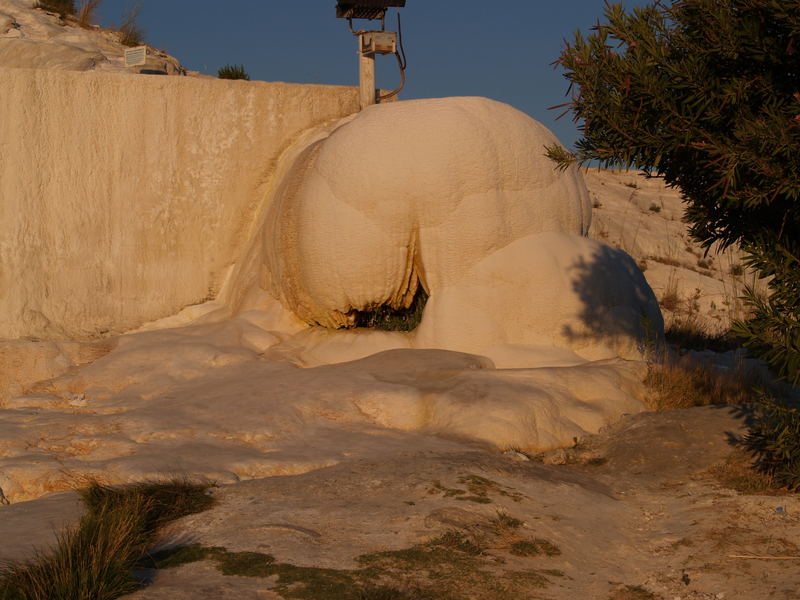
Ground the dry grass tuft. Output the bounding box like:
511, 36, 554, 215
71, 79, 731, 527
708, 447, 788, 495
609, 585, 662, 600
665, 317, 740, 353
0, 498, 147, 599
35, 1, 74, 17
77, 0, 101, 27
659, 288, 681, 311
118, 3, 144, 47
0, 478, 215, 599
644, 351, 767, 411
648, 254, 684, 268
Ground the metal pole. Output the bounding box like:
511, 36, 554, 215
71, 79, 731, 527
359, 48, 376, 109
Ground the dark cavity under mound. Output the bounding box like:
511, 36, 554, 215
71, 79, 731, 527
352, 287, 429, 332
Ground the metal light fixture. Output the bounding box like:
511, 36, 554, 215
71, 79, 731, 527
336, 1, 406, 21
336, 1, 408, 110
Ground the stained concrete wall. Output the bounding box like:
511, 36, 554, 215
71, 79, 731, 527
0, 68, 359, 340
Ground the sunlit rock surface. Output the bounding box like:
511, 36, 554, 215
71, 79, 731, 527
0, 84, 661, 501
264, 97, 661, 364
265, 97, 592, 330
0, 68, 360, 340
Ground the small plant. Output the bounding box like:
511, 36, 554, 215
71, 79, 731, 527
659, 289, 680, 311
35, 0, 74, 16
119, 3, 144, 47
217, 64, 251, 80
709, 447, 785, 495
509, 539, 561, 557
730, 263, 744, 276
77, 0, 101, 27
624, 181, 639, 189
697, 258, 711, 269
353, 287, 428, 331
489, 511, 523, 532
648, 203, 661, 213
428, 531, 485, 556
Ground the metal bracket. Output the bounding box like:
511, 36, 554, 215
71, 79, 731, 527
358, 31, 397, 55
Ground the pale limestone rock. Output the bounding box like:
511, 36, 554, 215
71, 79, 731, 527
413, 232, 663, 364
542, 448, 569, 465
263, 97, 659, 364
584, 168, 765, 335
0, 68, 361, 340
0, 12, 18, 35
0, 0, 185, 75
0, 339, 115, 401
0, 314, 648, 501
264, 97, 592, 330
0, 37, 104, 69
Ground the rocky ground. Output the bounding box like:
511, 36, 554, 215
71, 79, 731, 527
1, 405, 796, 600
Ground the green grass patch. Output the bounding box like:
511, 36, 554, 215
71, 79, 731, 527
150, 544, 414, 600
427, 531, 485, 556
489, 511, 523, 532
147, 511, 564, 600
427, 475, 525, 504
1, 473, 562, 599
509, 539, 562, 558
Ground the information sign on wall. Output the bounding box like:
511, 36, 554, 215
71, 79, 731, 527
124, 46, 147, 67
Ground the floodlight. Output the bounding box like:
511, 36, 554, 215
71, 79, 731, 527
336, 1, 408, 109
336, 1, 406, 20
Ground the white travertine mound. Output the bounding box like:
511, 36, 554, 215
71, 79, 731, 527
263, 97, 660, 364
414, 232, 663, 364
0, 318, 646, 501
264, 97, 592, 329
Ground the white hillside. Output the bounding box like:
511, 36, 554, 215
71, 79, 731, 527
0, 0, 187, 75
585, 168, 761, 337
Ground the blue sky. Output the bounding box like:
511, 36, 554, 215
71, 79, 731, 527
94, 1, 635, 148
